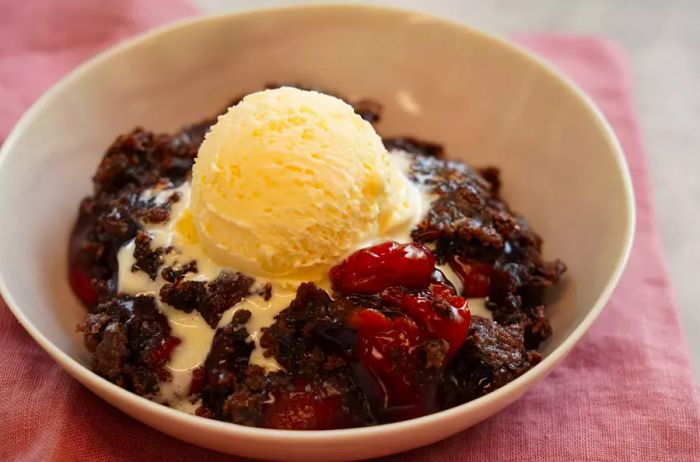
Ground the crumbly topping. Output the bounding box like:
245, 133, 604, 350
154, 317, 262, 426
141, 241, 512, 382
77, 295, 172, 395
131, 231, 169, 280
160, 260, 198, 283
159, 272, 254, 328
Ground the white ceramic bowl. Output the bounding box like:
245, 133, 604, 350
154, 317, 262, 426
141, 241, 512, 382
0, 5, 634, 461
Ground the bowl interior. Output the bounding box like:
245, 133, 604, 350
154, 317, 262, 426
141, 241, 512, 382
0, 6, 632, 460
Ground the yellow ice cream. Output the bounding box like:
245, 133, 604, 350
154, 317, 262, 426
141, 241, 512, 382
190, 87, 417, 280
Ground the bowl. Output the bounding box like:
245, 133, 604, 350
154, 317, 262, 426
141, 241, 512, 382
0, 5, 634, 461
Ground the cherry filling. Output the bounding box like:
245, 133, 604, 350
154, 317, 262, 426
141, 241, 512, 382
381, 284, 469, 358
151, 336, 181, 362
330, 241, 435, 294
68, 215, 99, 307
346, 308, 430, 421
69, 264, 98, 307
330, 242, 471, 422
264, 379, 351, 430
449, 255, 493, 298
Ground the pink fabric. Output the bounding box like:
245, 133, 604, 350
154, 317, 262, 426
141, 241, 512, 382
1, 1, 699, 460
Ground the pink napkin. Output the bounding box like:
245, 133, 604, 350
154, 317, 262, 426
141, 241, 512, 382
1, 1, 699, 460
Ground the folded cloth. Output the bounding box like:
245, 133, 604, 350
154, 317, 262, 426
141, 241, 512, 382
1, 1, 698, 460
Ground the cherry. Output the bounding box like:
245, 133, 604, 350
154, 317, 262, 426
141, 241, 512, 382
347, 309, 428, 413
68, 213, 101, 308
430, 268, 456, 292
449, 256, 493, 298
330, 242, 435, 294
326, 241, 473, 422
264, 380, 349, 430
69, 265, 98, 307
151, 336, 181, 362
381, 284, 470, 357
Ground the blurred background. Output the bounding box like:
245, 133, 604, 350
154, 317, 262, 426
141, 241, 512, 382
194, 0, 700, 383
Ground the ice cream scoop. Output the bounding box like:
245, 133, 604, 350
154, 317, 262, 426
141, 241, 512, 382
190, 87, 418, 280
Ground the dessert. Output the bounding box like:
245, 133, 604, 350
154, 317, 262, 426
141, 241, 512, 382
70, 85, 565, 429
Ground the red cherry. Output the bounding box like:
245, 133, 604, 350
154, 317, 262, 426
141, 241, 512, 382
449, 256, 493, 298
151, 336, 181, 362
381, 284, 470, 357
330, 242, 435, 294
347, 309, 426, 409
264, 380, 348, 430
69, 264, 98, 306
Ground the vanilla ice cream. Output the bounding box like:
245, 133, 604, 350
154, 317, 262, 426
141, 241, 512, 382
190, 87, 417, 280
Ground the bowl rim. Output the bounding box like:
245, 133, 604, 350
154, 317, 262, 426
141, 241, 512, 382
0, 3, 635, 443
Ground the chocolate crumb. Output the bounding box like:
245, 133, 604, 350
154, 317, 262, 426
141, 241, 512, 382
160, 272, 254, 327
422, 338, 449, 369
131, 231, 167, 280
257, 283, 273, 301
161, 260, 198, 283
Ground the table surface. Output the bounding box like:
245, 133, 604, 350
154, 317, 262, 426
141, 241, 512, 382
193, 0, 700, 384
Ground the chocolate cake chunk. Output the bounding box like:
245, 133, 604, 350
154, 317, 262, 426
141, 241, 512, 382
444, 316, 541, 403
93, 123, 210, 196
260, 282, 350, 376
159, 271, 254, 328
135, 190, 180, 224
199, 309, 256, 419
487, 238, 564, 347
410, 154, 493, 196
410, 158, 516, 260
220, 367, 269, 427
160, 260, 198, 283
159, 280, 206, 313
78, 295, 173, 395
201, 301, 371, 429
131, 231, 168, 280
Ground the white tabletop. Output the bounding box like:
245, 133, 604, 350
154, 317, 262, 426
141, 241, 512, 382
193, 0, 700, 384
